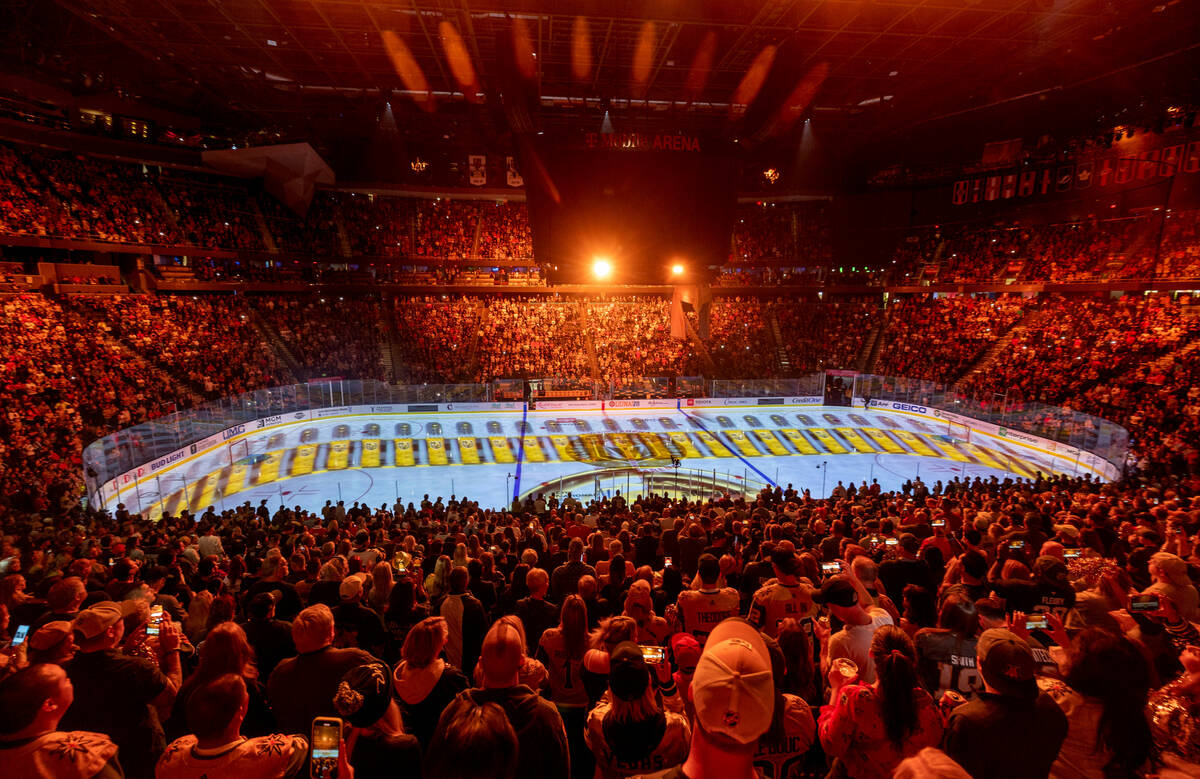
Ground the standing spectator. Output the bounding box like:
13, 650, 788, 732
156, 674, 307, 779
584, 641, 690, 778
747, 549, 817, 638
439, 566, 486, 678
332, 662, 421, 779
60, 602, 182, 779
551, 538, 596, 601
676, 554, 740, 644
673, 618, 776, 779
239, 591, 295, 680
537, 595, 592, 779
818, 625, 943, 779
0, 663, 122, 779
1038, 628, 1154, 777
165, 622, 274, 741
1146, 552, 1200, 622
425, 700, 519, 779
334, 573, 387, 658
816, 576, 895, 684
392, 616, 469, 752
944, 628, 1068, 779
1147, 642, 1200, 776
266, 604, 377, 737
755, 634, 817, 779
515, 567, 558, 655
433, 618, 569, 779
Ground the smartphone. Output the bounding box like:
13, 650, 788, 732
821, 561, 841, 574
885, 537, 899, 547
394, 560, 407, 574
146, 605, 164, 637
1025, 614, 1049, 630
1063, 549, 1082, 559
1130, 594, 1160, 612
664, 556, 673, 568
10, 624, 30, 647
311, 716, 343, 778
640, 645, 666, 664
1008, 540, 1026, 551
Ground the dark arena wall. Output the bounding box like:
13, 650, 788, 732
523, 130, 740, 284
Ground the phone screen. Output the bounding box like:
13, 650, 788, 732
931, 520, 946, 528
11, 624, 29, 647
1025, 615, 1049, 630
885, 538, 899, 547
821, 562, 841, 574
311, 718, 341, 777
146, 605, 163, 637
663, 556, 673, 568
640, 645, 665, 664
1130, 594, 1160, 612
1063, 549, 1081, 559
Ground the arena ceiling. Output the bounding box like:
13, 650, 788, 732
9, 0, 1200, 147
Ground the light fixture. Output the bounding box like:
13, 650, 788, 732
593, 258, 613, 279
763, 167, 780, 183
671, 263, 685, 276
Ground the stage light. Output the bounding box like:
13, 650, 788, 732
671, 263, 685, 276
593, 258, 613, 279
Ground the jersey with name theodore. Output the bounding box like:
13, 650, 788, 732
747, 579, 817, 638
676, 587, 741, 642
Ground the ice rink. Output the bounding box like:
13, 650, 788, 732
96, 403, 1106, 520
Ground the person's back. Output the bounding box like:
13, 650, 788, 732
266, 604, 376, 736
433, 619, 569, 779
915, 628, 982, 701
676, 556, 740, 644
439, 568, 486, 676
944, 629, 1068, 779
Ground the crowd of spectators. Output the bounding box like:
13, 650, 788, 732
875, 296, 1029, 383
588, 299, 703, 383
773, 299, 881, 374
890, 217, 1160, 285
2, 463, 1200, 778
704, 298, 779, 378
391, 297, 480, 384
249, 297, 388, 382
475, 299, 592, 382
731, 202, 833, 265
67, 295, 288, 398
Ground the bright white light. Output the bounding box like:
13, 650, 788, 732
593, 258, 613, 279
671, 263, 685, 276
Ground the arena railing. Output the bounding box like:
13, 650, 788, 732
83, 373, 1129, 510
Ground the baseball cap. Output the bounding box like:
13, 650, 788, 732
812, 575, 858, 608
670, 633, 702, 672
976, 628, 1037, 700
1033, 556, 1069, 588
29, 621, 73, 651
73, 601, 138, 640
608, 642, 650, 702
339, 573, 367, 601
690, 618, 775, 745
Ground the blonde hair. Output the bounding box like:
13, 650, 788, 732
292, 604, 335, 653
402, 616, 449, 668
590, 616, 637, 651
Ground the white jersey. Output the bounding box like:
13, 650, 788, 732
675, 587, 741, 643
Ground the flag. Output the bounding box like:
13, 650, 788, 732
670, 287, 687, 340
506, 156, 523, 187
468, 154, 486, 186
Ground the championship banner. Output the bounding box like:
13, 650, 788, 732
468, 154, 486, 186
948, 132, 1200, 206
506, 156, 523, 187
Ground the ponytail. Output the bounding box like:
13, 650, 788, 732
870, 626, 921, 748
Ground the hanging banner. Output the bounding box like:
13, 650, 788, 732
468, 155, 486, 186
506, 155, 524, 187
